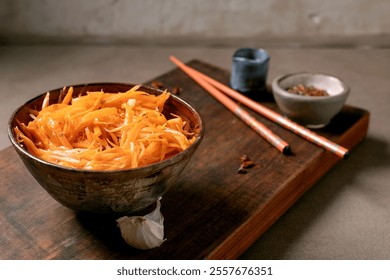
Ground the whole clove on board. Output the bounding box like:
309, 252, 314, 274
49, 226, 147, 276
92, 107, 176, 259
150, 81, 181, 95
172, 87, 182, 95
238, 154, 255, 174
151, 81, 164, 89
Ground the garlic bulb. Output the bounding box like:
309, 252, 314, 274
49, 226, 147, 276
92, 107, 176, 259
116, 198, 166, 250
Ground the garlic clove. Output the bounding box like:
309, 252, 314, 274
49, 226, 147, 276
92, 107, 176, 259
144, 196, 164, 224
116, 198, 166, 250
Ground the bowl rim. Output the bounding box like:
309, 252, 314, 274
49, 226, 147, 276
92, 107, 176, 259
272, 72, 349, 100
7, 82, 204, 173
233, 47, 270, 64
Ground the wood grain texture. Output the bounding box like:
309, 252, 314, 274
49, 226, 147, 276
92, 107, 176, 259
0, 60, 369, 260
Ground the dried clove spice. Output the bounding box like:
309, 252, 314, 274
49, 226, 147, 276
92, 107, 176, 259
151, 81, 164, 89
238, 154, 255, 174
172, 87, 182, 95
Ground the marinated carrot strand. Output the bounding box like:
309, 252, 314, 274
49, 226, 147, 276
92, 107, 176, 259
42, 92, 50, 110
14, 86, 195, 170
61, 86, 74, 105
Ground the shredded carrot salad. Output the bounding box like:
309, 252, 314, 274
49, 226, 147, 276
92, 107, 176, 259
14, 85, 196, 170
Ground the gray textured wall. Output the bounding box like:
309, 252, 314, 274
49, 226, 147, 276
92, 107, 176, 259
1, 0, 389, 46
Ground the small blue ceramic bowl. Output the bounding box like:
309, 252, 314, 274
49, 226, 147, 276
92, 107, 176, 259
230, 48, 270, 93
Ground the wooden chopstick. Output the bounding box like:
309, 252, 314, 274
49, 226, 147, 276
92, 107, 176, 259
169, 55, 349, 159
169, 55, 290, 154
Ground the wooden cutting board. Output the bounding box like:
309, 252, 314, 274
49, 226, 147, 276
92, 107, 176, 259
0, 60, 369, 260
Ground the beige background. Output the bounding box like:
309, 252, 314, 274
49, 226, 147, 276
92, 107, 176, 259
1, 0, 389, 47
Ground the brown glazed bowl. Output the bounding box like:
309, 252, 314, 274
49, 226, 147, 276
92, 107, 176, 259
8, 83, 204, 214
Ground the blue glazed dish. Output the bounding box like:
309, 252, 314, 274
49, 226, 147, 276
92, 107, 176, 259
230, 48, 270, 93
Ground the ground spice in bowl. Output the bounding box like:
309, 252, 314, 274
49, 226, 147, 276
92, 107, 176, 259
287, 84, 329, 97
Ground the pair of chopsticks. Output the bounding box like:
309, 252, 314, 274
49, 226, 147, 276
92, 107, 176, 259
169, 56, 349, 159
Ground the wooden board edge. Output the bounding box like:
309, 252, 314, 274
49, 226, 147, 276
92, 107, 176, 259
205, 111, 370, 259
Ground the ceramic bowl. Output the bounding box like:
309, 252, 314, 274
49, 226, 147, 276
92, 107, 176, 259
8, 83, 204, 214
230, 48, 270, 93
272, 72, 349, 128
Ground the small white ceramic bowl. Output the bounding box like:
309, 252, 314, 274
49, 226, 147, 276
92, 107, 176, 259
272, 72, 349, 128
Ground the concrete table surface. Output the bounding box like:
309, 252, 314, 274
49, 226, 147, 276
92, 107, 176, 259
1, 45, 389, 259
